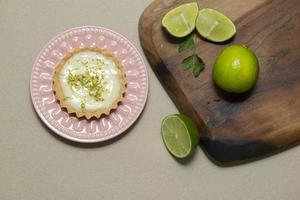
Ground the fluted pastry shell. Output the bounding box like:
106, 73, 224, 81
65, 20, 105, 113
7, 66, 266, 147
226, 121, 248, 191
53, 47, 126, 119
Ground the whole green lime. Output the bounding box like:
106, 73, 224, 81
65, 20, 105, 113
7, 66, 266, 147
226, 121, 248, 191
213, 45, 259, 93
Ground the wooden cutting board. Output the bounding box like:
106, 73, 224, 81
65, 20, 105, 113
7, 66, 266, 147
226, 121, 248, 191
139, 0, 300, 165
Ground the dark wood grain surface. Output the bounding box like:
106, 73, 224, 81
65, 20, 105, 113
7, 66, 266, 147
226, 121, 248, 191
139, 0, 300, 165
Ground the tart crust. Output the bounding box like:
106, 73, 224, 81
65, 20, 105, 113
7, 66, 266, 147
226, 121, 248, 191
53, 47, 126, 119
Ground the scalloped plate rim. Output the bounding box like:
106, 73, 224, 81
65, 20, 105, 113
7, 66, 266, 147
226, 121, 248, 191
30, 25, 149, 143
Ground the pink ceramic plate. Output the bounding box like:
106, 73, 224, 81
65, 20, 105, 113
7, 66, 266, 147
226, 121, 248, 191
30, 26, 148, 143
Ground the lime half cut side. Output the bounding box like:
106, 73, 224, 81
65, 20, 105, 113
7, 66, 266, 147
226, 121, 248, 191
162, 2, 199, 38
196, 8, 236, 42
161, 114, 199, 158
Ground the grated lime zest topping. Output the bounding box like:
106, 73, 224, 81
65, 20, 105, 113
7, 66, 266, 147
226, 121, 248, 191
66, 58, 108, 109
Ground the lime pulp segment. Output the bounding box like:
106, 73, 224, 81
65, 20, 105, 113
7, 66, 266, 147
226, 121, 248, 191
162, 2, 199, 38
196, 8, 236, 42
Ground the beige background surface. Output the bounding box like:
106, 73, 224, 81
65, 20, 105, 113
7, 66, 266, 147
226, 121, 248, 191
0, 0, 300, 199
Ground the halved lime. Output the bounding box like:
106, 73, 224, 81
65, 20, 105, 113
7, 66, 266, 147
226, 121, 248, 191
162, 3, 199, 38
196, 8, 236, 42
161, 114, 199, 158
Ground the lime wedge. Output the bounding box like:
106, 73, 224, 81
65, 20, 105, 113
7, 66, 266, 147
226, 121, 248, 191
161, 114, 199, 158
162, 3, 199, 38
196, 8, 236, 42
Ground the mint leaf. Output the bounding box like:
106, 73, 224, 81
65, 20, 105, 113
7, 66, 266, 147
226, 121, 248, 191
178, 36, 196, 52
182, 55, 195, 70
192, 55, 205, 77
178, 34, 204, 78
182, 55, 205, 76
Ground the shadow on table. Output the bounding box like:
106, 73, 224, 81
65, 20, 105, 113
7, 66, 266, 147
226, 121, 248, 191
173, 148, 198, 165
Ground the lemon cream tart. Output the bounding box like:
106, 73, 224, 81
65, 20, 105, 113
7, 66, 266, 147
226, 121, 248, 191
53, 47, 126, 119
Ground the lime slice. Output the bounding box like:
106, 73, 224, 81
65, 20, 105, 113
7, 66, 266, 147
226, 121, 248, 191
162, 3, 199, 38
196, 8, 236, 42
161, 114, 199, 158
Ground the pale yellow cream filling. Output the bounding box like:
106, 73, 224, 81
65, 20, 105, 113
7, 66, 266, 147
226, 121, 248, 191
59, 51, 121, 112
